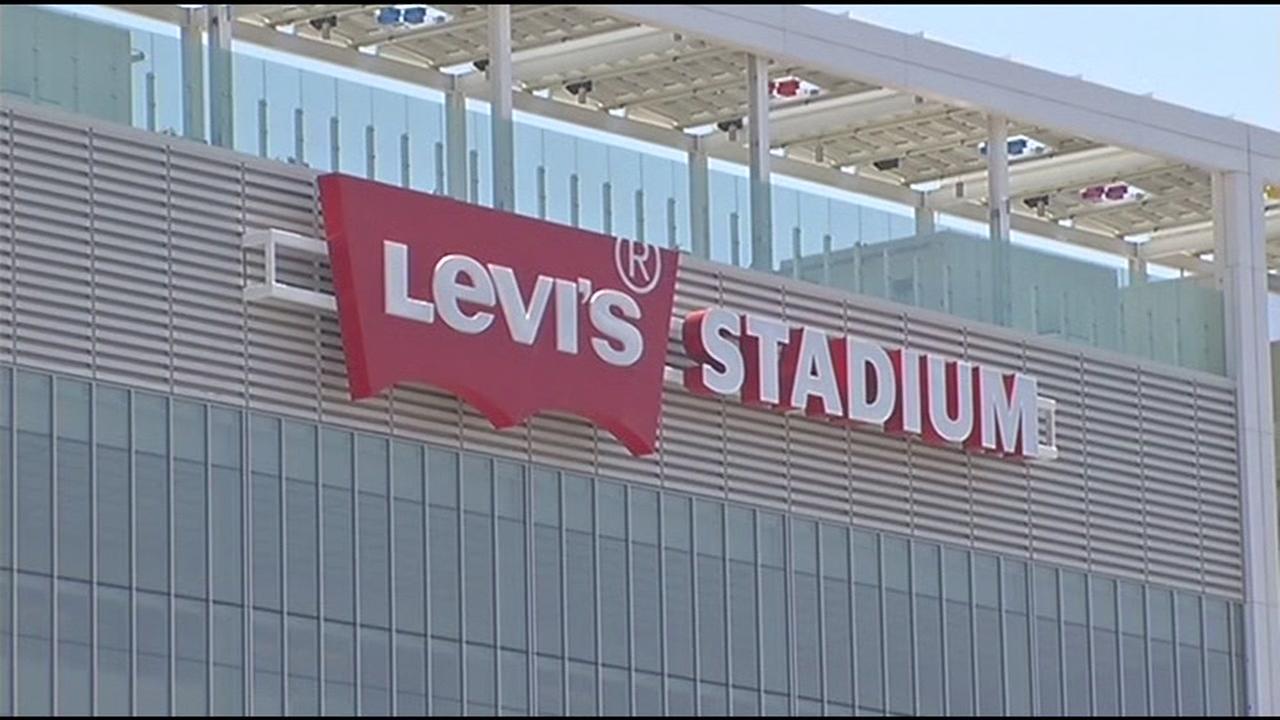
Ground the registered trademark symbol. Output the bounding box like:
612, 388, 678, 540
613, 236, 662, 295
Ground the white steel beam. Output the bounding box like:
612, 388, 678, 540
601, 4, 1269, 175
458, 27, 679, 95
747, 53, 772, 271
689, 136, 711, 258
1215, 169, 1280, 718
927, 147, 1170, 209
988, 114, 1012, 326
180, 6, 206, 142
489, 5, 515, 212
445, 83, 468, 201
756, 89, 925, 154
207, 4, 234, 148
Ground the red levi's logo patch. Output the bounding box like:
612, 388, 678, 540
318, 173, 679, 456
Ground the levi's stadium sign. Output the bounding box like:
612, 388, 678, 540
319, 174, 1047, 461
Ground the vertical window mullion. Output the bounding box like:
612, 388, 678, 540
50, 377, 58, 716
130, 388, 139, 716
315, 426, 326, 717
350, 442, 361, 714
277, 421, 288, 716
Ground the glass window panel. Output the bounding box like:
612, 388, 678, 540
635, 671, 662, 715
428, 447, 458, 508
465, 643, 497, 714
55, 579, 91, 716
1033, 566, 1061, 715
212, 603, 245, 716
945, 547, 975, 715
567, 659, 597, 715
667, 676, 695, 716
323, 486, 355, 622
632, 489, 661, 675
532, 468, 562, 657
499, 648, 529, 713
134, 393, 169, 593
430, 501, 461, 640
174, 598, 208, 716
462, 455, 494, 645
695, 500, 727, 685
1061, 570, 1091, 716
16, 573, 51, 715
321, 428, 353, 488
1119, 581, 1148, 716
96, 388, 130, 588
98, 585, 132, 716
391, 439, 422, 502
1091, 577, 1120, 715
1003, 559, 1032, 716
16, 372, 52, 575
729, 508, 759, 691
915, 543, 944, 716
0, 571, 8, 717
852, 530, 883, 714
55, 379, 91, 582
136, 590, 171, 714
394, 493, 426, 635
360, 627, 392, 715
358, 485, 392, 629
1177, 592, 1205, 715
324, 621, 356, 714
286, 477, 318, 618
253, 609, 283, 715
210, 408, 243, 606
564, 475, 595, 663
251, 415, 282, 611
759, 512, 788, 696
793, 520, 821, 700
599, 532, 629, 669
173, 401, 207, 599
974, 553, 1003, 715
884, 536, 914, 715
535, 656, 563, 715
1205, 598, 1232, 715
699, 681, 728, 715
431, 638, 462, 715
0, 367, 9, 575
395, 632, 427, 716
665, 495, 694, 679
287, 616, 320, 716
496, 462, 527, 652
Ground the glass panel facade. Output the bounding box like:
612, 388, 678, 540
0, 4, 1227, 376
0, 365, 1246, 715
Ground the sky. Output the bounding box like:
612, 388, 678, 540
813, 5, 1280, 130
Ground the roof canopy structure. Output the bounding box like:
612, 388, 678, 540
115, 4, 1280, 275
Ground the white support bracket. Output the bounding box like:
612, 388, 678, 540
242, 228, 337, 312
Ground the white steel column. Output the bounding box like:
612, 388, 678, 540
747, 53, 772, 272
1214, 169, 1280, 717
914, 205, 936, 236
207, 4, 234, 148
445, 83, 468, 201
689, 136, 711, 258
180, 6, 206, 142
488, 5, 515, 211
987, 115, 1012, 326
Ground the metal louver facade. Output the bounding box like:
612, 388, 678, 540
0, 97, 1242, 602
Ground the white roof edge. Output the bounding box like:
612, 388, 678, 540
604, 4, 1280, 178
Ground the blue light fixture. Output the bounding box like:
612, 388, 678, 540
377, 7, 401, 25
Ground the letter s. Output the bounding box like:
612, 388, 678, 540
588, 290, 643, 367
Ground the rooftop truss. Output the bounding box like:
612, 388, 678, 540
125, 4, 1280, 273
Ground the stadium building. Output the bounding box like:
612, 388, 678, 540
0, 3, 1277, 715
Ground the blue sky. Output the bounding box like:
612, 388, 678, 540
814, 5, 1280, 130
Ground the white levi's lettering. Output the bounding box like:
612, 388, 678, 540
384, 240, 435, 323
